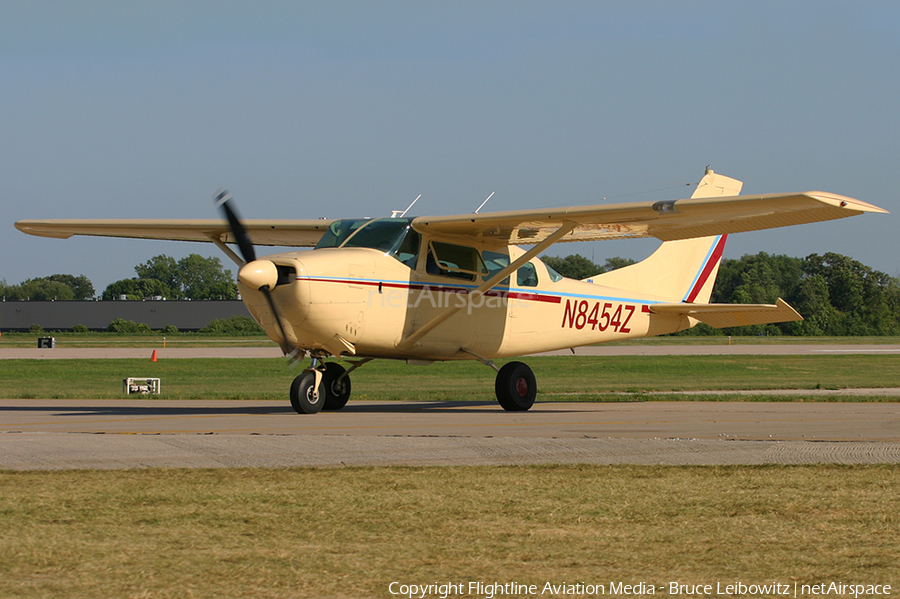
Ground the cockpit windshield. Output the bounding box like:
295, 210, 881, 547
315, 218, 421, 267
315, 219, 372, 249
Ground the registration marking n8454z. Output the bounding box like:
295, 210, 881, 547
561, 299, 635, 333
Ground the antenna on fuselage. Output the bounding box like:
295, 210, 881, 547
391, 194, 422, 218
474, 191, 495, 214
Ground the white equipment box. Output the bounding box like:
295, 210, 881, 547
123, 377, 161, 395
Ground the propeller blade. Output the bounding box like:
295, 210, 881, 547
214, 189, 301, 361
260, 286, 298, 356
214, 189, 256, 263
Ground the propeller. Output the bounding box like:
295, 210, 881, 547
215, 189, 255, 262
215, 189, 300, 360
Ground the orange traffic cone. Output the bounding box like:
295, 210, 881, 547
151, 350, 158, 362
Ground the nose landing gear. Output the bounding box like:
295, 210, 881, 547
289, 358, 369, 414
290, 369, 325, 414
321, 362, 351, 411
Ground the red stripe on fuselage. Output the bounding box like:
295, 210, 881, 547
300, 278, 563, 304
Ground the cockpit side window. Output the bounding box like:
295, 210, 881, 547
390, 228, 421, 268
427, 241, 487, 281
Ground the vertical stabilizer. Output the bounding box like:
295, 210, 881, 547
587, 169, 742, 303
690, 167, 743, 198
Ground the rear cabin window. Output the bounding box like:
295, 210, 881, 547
516, 262, 538, 287
544, 263, 564, 282
482, 250, 511, 286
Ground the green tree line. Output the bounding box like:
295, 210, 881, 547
544, 251, 900, 336
1, 254, 237, 301
712, 252, 900, 336
0, 274, 95, 301
102, 254, 237, 300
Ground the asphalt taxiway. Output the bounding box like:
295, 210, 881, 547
1, 399, 898, 470
2, 344, 898, 470
3, 343, 900, 359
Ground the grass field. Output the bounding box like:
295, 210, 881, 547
1, 354, 899, 401
2, 342, 898, 597
1, 465, 897, 598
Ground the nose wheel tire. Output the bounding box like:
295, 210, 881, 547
322, 362, 352, 411
290, 363, 353, 414
290, 371, 325, 414
495, 361, 536, 411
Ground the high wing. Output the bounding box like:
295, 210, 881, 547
411, 191, 887, 244
14, 218, 335, 247
15, 189, 886, 248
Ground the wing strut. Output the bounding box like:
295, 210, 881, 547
205, 233, 246, 267
398, 221, 578, 350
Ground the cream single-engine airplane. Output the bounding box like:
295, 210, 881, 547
16, 169, 887, 413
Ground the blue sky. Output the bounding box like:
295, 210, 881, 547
3, 1, 897, 293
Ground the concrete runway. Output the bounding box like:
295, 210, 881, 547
2, 344, 898, 470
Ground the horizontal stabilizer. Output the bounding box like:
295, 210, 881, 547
649, 298, 802, 329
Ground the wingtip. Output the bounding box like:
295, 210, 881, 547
838, 196, 890, 214
808, 192, 889, 214
14, 220, 74, 239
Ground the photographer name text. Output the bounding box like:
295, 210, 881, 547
389, 580, 892, 598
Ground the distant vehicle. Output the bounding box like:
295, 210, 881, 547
17, 168, 886, 413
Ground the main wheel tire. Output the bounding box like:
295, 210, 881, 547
495, 361, 536, 411
322, 362, 351, 411
290, 371, 325, 414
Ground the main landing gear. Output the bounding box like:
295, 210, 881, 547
289, 357, 536, 413
494, 361, 537, 411
462, 348, 537, 411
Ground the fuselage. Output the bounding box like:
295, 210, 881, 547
239, 218, 691, 361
